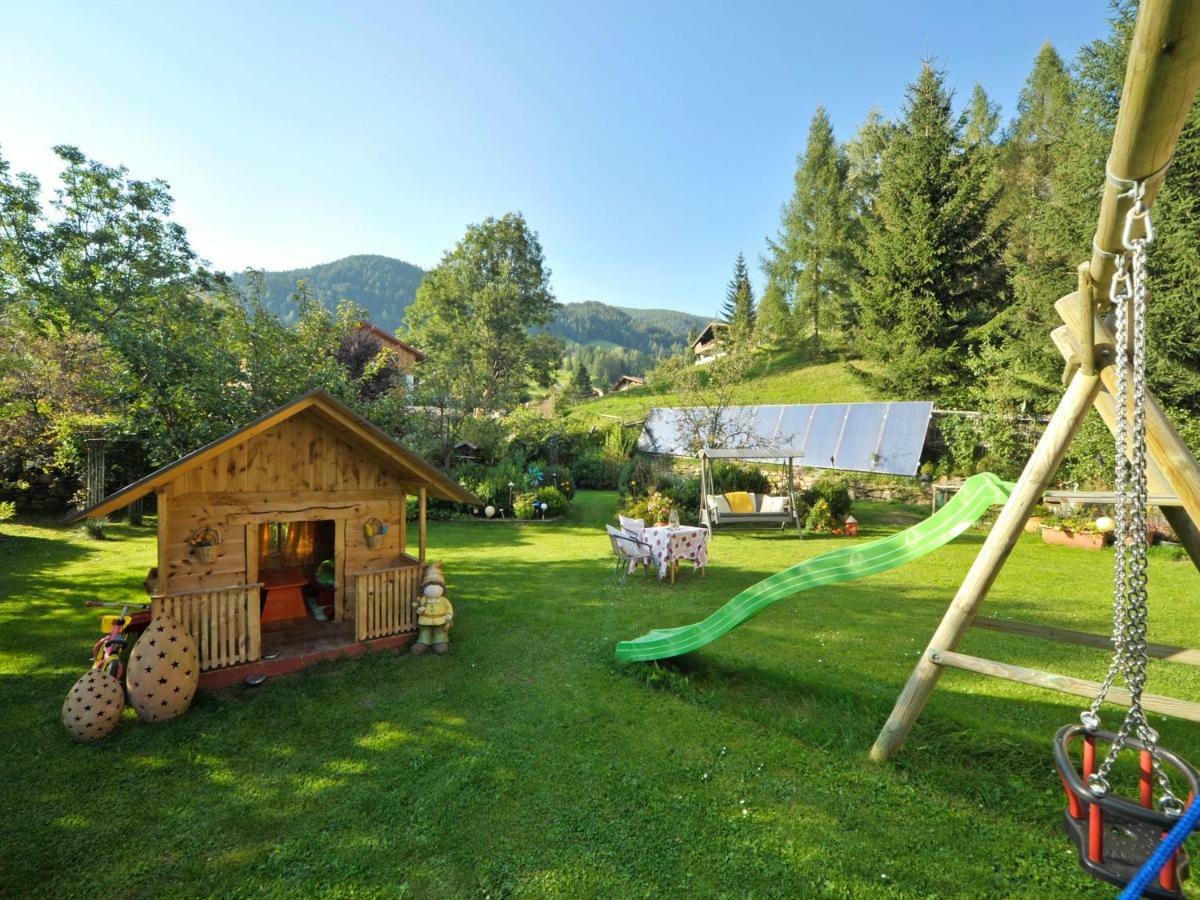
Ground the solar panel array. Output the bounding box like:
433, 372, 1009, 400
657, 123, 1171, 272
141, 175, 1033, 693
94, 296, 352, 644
637, 401, 934, 476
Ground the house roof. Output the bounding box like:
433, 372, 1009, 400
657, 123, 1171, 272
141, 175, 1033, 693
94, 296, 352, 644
358, 322, 426, 362
613, 374, 645, 387
65, 389, 480, 521
691, 321, 727, 348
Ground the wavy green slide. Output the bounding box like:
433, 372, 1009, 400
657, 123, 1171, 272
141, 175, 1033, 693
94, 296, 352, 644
614, 472, 1013, 663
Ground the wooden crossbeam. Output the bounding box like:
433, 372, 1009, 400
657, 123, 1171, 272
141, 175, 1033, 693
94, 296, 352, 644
973, 617, 1200, 667
929, 650, 1200, 723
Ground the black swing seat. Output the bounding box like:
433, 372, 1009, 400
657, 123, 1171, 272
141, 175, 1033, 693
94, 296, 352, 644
1054, 724, 1199, 899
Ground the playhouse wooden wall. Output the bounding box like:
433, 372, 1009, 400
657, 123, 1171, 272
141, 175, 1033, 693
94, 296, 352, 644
157, 410, 415, 609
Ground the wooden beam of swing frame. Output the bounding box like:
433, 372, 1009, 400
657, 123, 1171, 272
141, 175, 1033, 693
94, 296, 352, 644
929, 651, 1200, 724
869, 0, 1200, 762
1051, 324, 1200, 571
973, 617, 1200, 668
1087, 1, 1200, 305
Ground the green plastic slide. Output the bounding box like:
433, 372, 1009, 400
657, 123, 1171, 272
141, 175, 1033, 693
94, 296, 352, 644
614, 472, 1013, 663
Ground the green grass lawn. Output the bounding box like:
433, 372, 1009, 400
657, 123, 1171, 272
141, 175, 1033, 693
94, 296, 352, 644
572, 351, 877, 425
3, 494, 1200, 897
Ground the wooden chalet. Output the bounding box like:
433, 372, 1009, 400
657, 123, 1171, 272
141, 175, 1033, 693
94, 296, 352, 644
691, 321, 728, 365
68, 389, 480, 687
357, 322, 425, 371
610, 375, 645, 392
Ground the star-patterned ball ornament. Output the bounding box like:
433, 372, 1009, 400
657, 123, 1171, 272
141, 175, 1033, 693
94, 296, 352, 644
62, 668, 125, 742
126, 616, 199, 723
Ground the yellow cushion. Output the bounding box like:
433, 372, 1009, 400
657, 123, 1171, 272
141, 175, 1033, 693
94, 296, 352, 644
725, 491, 754, 514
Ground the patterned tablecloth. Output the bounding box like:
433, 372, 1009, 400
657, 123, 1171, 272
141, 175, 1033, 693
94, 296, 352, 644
640, 525, 709, 580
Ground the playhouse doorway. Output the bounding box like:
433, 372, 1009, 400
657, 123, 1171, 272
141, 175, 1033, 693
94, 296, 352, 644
258, 520, 352, 656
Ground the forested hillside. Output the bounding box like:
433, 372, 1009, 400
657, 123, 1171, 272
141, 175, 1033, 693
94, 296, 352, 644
227, 255, 426, 330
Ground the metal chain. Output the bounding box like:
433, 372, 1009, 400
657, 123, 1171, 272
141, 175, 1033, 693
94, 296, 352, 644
1082, 188, 1183, 816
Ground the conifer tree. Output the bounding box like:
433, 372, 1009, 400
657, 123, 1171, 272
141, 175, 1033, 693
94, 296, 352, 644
853, 62, 1005, 399
721, 253, 756, 340
755, 277, 793, 348
976, 43, 1077, 408
964, 83, 1001, 146
568, 361, 593, 398
765, 105, 854, 354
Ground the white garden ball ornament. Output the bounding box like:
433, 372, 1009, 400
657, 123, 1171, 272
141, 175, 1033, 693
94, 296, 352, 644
1095, 515, 1116, 534
484, 505, 496, 518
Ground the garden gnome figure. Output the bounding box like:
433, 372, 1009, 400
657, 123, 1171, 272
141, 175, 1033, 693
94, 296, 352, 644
412, 562, 453, 655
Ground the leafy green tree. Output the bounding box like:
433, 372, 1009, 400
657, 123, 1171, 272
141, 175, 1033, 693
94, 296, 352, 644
765, 106, 854, 353
853, 62, 1005, 399
720, 252, 756, 339
406, 212, 561, 465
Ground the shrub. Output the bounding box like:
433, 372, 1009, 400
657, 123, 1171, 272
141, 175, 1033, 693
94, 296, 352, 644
542, 465, 574, 499
514, 486, 569, 519
710, 460, 771, 495
0, 500, 13, 536
801, 477, 852, 521
573, 450, 621, 489
660, 474, 701, 524
82, 516, 108, 540
620, 490, 672, 524
805, 499, 834, 533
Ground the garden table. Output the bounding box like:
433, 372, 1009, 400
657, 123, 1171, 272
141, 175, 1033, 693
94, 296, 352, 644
641, 525, 708, 582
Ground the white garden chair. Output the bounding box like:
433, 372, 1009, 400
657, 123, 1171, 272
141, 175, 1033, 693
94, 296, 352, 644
606, 524, 653, 585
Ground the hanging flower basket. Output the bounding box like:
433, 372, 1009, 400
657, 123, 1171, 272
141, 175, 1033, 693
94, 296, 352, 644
363, 517, 388, 550
188, 526, 221, 563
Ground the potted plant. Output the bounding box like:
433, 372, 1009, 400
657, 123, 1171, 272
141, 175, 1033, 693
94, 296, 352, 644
188, 526, 221, 563
645, 491, 673, 527
363, 517, 388, 549
1039, 515, 1107, 550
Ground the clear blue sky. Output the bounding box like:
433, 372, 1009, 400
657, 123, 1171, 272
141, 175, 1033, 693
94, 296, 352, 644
2, 1, 1109, 318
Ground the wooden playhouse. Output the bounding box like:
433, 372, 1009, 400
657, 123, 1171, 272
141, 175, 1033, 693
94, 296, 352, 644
68, 389, 480, 686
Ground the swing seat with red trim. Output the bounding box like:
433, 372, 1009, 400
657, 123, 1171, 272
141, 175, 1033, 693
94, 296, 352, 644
1054, 724, 1199, 898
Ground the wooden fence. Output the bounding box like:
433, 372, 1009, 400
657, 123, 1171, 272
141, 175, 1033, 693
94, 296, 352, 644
353, 565, 420, 640
152, 583, 263, 670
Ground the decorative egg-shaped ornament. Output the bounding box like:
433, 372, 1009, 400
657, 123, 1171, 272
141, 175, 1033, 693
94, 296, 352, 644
62, 668, 125, 742
484, 505, 496, 518
126, 616, 199, 723
1095, 515, 1116, 534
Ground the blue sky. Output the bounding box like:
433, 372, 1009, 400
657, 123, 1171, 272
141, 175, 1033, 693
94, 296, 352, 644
2, 1, 1109, 318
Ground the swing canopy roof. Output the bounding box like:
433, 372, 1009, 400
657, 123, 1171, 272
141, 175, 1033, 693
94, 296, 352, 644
638, 401, 933, 476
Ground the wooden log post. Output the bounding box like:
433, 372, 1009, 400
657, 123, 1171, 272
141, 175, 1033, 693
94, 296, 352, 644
1086, 1, 1200, 305
418, 487, 427, 566
870, 371, 1102, 761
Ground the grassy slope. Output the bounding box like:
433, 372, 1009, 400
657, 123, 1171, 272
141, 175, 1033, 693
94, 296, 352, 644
3, 498, 1199, 897
571, 350, 878, 424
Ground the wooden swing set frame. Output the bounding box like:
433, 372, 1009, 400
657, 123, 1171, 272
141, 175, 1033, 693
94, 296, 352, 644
871, 0, 1200, 762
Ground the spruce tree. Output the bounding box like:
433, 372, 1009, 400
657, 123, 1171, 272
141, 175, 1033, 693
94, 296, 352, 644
765, 105, 854, 354
722, 253, 756, 340
569, 361, 593, 398
853, 62, 1005, 399
977, 43, 1077, 409
964, 83, 1001, 146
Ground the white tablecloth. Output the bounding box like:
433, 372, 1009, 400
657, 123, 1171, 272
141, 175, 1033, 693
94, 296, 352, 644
640, 525, 709, 580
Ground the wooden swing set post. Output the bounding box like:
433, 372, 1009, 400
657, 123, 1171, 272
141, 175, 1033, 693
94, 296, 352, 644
870, 0, 1200, 763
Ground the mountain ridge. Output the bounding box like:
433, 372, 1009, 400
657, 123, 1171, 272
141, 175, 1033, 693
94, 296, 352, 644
227, 255, 709, 353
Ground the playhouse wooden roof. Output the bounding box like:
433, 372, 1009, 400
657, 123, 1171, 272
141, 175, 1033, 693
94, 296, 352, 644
66, 389, 479, 521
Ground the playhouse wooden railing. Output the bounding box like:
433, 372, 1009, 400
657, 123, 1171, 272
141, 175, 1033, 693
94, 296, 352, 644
352, 564, 420, 641
152, 583, 263, 670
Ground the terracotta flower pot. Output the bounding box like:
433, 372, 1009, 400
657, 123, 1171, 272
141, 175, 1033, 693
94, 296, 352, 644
1040, 525, 1106, 551
1024, 515, 1044, 534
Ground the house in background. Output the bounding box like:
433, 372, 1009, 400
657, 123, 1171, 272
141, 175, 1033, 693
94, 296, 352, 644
453, 440, 482, 462
357, 322, 425, 373
611, 375, 645, 393
691, 321, 728, 365
67, 389, 479, 687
